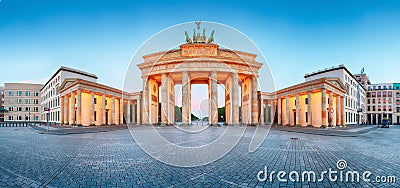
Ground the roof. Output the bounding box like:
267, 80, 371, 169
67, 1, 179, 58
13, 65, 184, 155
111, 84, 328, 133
275, 77, 347, 97
41, 66, 98, 91
304, 65, 364, 90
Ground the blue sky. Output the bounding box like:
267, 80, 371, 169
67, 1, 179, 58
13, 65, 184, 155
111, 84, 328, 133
1, 0, 400, 115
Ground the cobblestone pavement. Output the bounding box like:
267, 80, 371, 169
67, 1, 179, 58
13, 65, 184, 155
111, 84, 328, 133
0, 125, 399, 187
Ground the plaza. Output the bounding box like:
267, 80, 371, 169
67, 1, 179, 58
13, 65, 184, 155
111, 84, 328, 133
0, 125, 398, 187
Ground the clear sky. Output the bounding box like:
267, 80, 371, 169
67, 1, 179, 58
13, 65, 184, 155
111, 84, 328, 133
1, 0, 400, 116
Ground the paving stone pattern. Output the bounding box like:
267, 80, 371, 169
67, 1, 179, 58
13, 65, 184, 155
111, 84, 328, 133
0, 125, 399, 187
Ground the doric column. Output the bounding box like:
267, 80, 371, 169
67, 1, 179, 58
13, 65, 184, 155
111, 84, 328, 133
64, 95, 69, 125
341, 96, 345, 126
126, 99, 131, 124
329, 92, 334, 126
119, 99, 123, 125
337, 95, 341, 126
102, 94, 106, 125
70, 91, 75, 125
142, 77, 149, 125
265, 100, 270, 125
260, 99, 264, 125
76, 90, 82, 125
182, 71, 191, 125
286, 96, 290, 125
90, 91, 94, 125
321, 89, 327, 127
296, 94, 300, 125
161, 74, 169, 125
210, 71, 218, 126
60, 96, 64, 124
307, 91, 312, 126
251, 76, 259, 125
111, 96, 115, 125
278, 98, 282, 125
232, 73, 239, 125
136, 97, 141, 125
270, 99, 274, 125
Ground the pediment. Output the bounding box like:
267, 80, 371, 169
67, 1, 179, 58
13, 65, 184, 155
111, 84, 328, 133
326, 78, 346, 91
58, 78, 78, 92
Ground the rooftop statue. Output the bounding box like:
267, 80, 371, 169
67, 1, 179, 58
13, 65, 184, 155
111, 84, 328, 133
185, 21, 214, 44
185, 31, 192, 43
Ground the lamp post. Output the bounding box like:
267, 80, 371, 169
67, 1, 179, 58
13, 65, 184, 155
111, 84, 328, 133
45, 108, 50, 132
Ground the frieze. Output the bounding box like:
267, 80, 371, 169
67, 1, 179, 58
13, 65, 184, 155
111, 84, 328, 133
180, 44, 218, 57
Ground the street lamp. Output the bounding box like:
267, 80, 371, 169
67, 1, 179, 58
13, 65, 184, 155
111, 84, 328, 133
45, 108, 50, 132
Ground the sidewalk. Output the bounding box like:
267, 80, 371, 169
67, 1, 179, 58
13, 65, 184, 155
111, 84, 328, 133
271, 125, 378, 137
30, 124, 127, 135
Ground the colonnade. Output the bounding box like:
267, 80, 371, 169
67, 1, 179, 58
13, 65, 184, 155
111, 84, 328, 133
270, 89, 345, 127
60, 89, 141, 126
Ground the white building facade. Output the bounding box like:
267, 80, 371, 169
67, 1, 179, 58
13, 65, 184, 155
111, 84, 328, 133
305, 65, 366, 125
40, 67, 97, 123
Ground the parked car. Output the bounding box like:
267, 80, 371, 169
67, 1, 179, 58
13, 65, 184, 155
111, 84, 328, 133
381, 119, 389, 128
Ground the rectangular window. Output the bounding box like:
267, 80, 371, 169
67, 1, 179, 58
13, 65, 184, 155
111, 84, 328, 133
34, 91, 39, 96
26, 91, 30, 96
373, 106, 376, 111
26, 99, 30, 104
305, 98, 308, 105
17, 99, 22, 104
17, 91, 22, 96
34, 107, 39, 112
8, 116, 13, 120
388, 92, 392, 97
33, 99, 39, 104
377, 92, 381, 97
8, 91, 14, 96
94, 98, 97, 104
105, 100, 107, 105
383, 92, 387, 97
25, 107, 30, 112
94, 111, 97, 121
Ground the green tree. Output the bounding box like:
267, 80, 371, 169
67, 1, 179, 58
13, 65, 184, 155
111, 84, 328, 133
218, 107, 225, 122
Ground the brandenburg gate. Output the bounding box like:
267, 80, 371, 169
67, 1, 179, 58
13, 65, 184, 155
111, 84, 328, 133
138, 22, 262, 126
58, 22, 346, 128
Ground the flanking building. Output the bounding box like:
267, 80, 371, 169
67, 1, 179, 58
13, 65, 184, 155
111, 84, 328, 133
0, 86, 4, 122
259, 78, 347, 127
366, 83, 400, 125
3, 83, 43, 122
354, 73, 371, 89
304, 65, 367, 125
40, 66, 97, 124
58, 78, 141, 126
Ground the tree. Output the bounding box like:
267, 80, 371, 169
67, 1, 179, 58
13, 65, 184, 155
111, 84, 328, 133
218, 107, 225, 122
174, 106, 182, 122
174, 106, 200, 121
